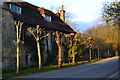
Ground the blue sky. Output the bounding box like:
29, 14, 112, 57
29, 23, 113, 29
23, 0, 115, 32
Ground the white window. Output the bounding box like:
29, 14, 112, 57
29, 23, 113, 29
44, 15, 51, 22
10, 4, 22, 14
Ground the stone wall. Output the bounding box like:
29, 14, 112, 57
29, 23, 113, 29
2, 3, 16, 68
0, 1, 2, 77
2, 3, 33, 69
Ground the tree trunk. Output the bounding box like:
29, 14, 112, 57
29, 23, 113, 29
16, 24, 19, 74
58, 45, 62, 68
98, 48, 100, 59
72, 46, 75, 66
37, 41, 41, 70
94, 49, 97, 59
92, 49, 94, 59
108, 50, 109, 58
106, 20, 109, 28
89, 48, 92, 62
16, 44, 19, 74
54, 32, 63, 68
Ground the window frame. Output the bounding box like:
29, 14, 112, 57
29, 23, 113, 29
9, 4, 22, 14
44, 15, 51, 22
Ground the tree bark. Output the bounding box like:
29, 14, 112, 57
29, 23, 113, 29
58, 45, 62, 68
55, 31, 63, 68
89, 48, 92, 62
92, 49, 94, 59
16, 44, 19, 74
16, 25, 19, 74
98, 48, 100, 59
108, 50, 109, 58
37, 40, 41, 70
16, 21, 22, 74
72, 46, 75, 66
70, 39, 75, 66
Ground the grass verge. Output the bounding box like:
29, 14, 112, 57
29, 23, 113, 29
2, 58, 102, 78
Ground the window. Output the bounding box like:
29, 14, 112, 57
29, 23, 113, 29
10, 4, 22, 14
44, 15, 51, 22
25, 55, 28, 65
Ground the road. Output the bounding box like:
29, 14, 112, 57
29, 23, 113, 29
16, 57, 119, 79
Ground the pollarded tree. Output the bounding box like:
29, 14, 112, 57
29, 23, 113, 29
13, 21, 23, 74
69, 33, 76, 66
28, 25, 49, 70
64, 33, 78, 66
53, 31, 63, 68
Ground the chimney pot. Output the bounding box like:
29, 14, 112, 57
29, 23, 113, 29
61, 5, 64, 10
56, 10, 60, 16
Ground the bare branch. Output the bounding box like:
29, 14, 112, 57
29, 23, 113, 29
20, 22, 23, 26
18, 21, 23, 41
40, 34, 49, 40
28, 27, 37, 40
38, 28, 45, 36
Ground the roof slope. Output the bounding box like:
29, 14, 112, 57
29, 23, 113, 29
7, 2, 75, 33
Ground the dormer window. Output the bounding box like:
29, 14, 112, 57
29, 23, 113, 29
10, 4, 22, 14
38, 8, 51, 22
44, 15, 51, 22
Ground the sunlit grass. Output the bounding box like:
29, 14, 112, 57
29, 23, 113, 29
3, 65, 60, 78
3, 67, 39, 78
62, 63, 73, 67
76, 61, 88, 64
3, 58, 102, 78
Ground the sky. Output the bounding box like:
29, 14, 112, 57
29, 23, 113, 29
23, 0, 116, 32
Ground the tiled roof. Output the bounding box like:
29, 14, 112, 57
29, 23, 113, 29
7, 2, 75, 33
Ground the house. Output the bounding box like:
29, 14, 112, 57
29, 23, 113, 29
2, 1, 75, 69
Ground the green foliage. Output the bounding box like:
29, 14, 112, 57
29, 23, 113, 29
63, 40, 71, 62
73, 41, 79, 55
115, 51, 118, 56
100, 0, 120, 53
63, 34, 91, 62
102, 1, 120, 26
63, 39, 81, 62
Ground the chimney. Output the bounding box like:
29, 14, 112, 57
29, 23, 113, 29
56, 10, 60, 17
60, 5, 65, 22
